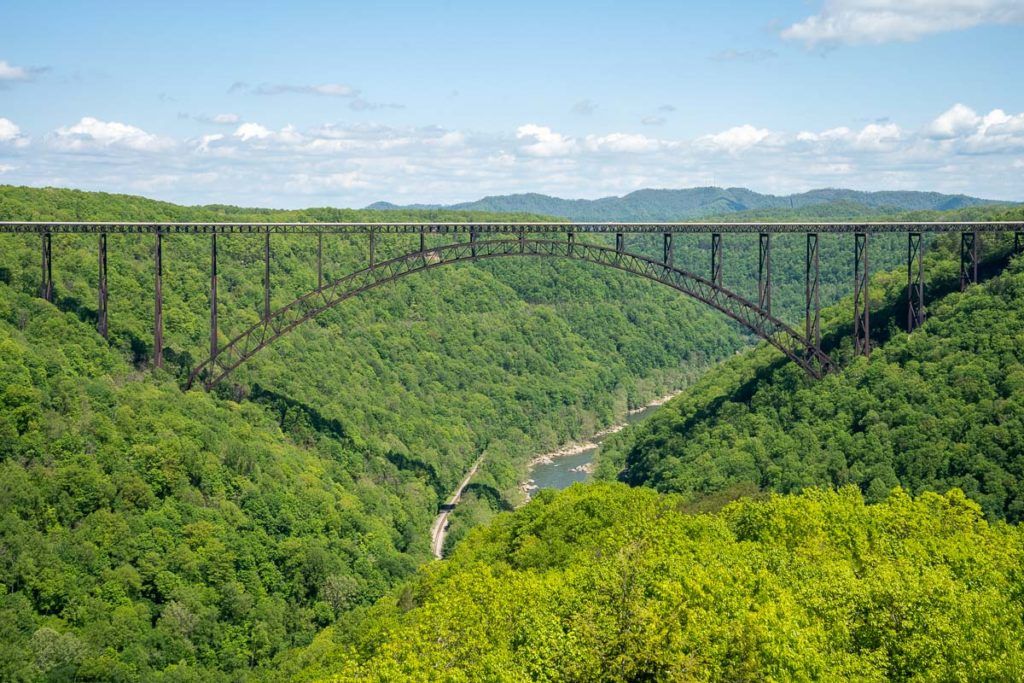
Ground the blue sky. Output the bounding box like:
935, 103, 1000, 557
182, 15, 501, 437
1, 0, 1023, 207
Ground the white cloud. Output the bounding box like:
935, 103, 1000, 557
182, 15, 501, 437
797, 126, 852, 142
584, 132, 662, 153
0, 117, 28, 146
233, 122, 272, 141
853, 122, 901, 150
927, 104, 982, 139
49, 117, 173, 152
0, 59, 45, 82
212, 113, 240, 124
0, 163, 14, 173
782, 0, 1024, 47
698, 124, 776, 153
516, 124, 575, 157
5, 103, 1024, 207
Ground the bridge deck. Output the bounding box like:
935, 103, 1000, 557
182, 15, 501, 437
0, 221, 1022, 235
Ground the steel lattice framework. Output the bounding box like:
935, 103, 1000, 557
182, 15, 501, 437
2, 220, 1023, 235
5, 219, 1023, 390
185, 237, 832, 388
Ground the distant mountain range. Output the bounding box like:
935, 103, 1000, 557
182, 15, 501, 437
366, 187, 1009, 222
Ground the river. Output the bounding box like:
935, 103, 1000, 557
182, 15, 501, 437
523, 393, 677, 496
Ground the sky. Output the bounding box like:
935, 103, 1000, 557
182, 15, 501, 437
1, 0, 1023, 208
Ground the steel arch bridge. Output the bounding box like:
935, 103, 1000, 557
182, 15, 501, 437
2, 220, 1022, 389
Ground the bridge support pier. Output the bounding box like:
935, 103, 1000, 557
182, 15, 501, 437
663, 232, 673, 266
470, 229, 477, 257
369, 232, 376, 267
711, 233, 722, 287
264, 232, 271, 321
40, 231, 52, 302
210, 234, 218, 375
960, 231, 979, 290
758, 233, 771, 315
854, 232, 870, 356
317, 233, 323, 289
420, 231, 426, 253
907, 232, 924, 332
616, 232, 624, 255
805, 233, 820, 352
154, 232, 163, 368
567, 231, 575, 256
98, 233, 108, 338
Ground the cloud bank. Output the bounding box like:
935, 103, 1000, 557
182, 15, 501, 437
1, 104, 1022, 207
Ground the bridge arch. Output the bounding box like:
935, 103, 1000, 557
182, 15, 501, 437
186, 237, 833, 389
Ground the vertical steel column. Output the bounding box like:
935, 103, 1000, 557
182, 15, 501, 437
854, 232, 870, 356
420, 229, 426, 253
711, 233, 722, 287
210, 234, 218, 370
470, 228, 477, 257
369, 231, 376, 267
40, 231, 53, 301
567, 231, 575, 256
960, 231, 979, 290
519, 228, 525, 254
263, 231, 271, 321
153, 232, 163, 368
758, 233, 771, 314
907, 232, 924, 332
663, 232, 673, 266
805, 233, 820, 351
98, 233, 108, 338
615, 233, 624, 253
317, 233, 323, 289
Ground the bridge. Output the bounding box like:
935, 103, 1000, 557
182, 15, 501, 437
2, 221, 1022, 389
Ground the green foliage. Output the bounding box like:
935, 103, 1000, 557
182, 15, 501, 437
283, 483, 1024, 681
0, 283, 439, 680
600, 225, 1024, 522
369, 186, 1007, 221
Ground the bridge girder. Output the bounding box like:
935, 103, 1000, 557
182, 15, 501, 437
186, 238, 832, 389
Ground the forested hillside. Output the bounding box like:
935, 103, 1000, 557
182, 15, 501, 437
3, 186, 1023, 680
367, 186, 1007, 221
283, 483, 1024, 681
280, 216, 1024, 682
0, 283, 436, 680
599, 223, 1024, 521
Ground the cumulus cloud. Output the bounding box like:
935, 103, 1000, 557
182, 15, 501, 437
48, 117, 174, 152
927, 104, 981, 139
782, 0, 1024, 47
698, 124, 777, 153
516, 124, 575, 157
0, 117, 29, 147
641, 116, 666, 126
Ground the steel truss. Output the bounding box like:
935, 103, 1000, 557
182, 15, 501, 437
960, 231, 980, 290
4, 220, 1022, 236
187, 238, 832, 389
907, 233, 924, 332
853, 233, 870, 356
758, 233, 771, 315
